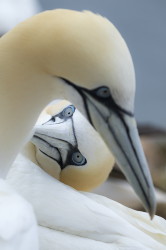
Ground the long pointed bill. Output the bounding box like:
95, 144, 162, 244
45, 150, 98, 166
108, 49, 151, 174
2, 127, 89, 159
31, 118, 75, 157
86, 99, 156, 218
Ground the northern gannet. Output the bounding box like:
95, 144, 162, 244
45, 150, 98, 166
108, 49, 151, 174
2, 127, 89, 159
0, 9, 156, 217
31, 102, 166, 218
7, 101, 166, 250
31, 100, 113, 191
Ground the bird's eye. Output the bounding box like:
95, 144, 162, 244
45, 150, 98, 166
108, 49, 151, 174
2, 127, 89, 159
62, 105, 75, 118
96, 87, 110, 98
72, 152, 87, 166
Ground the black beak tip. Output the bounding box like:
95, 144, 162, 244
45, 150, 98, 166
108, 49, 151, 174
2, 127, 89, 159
147, 191, 156, 220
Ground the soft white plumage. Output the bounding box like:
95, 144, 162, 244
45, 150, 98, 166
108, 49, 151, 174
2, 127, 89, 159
94, 178, 166, 214
0, 180, 38, 250
6, 101, 166, 250
7, 146, 166, 250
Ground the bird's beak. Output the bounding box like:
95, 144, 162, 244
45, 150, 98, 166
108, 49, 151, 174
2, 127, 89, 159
86, 99, 156, 218
31, 119, 73, 153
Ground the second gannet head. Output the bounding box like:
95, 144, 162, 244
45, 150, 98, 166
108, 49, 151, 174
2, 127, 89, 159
31, 101, 113, 191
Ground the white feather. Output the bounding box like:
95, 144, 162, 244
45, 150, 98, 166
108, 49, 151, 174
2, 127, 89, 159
0, 179, 38, 250
7, 154, 166, 250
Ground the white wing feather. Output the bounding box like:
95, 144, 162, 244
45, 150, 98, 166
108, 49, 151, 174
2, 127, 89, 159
7, 154, 166, 250
0, 179, 38, 250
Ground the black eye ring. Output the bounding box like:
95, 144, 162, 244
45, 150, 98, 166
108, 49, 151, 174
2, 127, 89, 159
72, 152, 87, 166
95, 87, 111, 98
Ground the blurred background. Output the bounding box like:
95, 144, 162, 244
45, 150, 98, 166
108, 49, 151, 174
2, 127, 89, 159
0, 0, 165, 217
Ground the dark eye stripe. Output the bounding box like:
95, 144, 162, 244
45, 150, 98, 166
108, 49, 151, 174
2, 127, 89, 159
59, 77, 134, 117
42, 105, 76, 125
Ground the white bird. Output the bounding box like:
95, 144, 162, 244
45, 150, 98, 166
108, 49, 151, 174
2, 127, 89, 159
0, 2, 41, 247
30, 100, 113, 191
0, 9, 156, 215
24, 102, 166, 216
7, 101, 166, 250
0, 9, 160, 248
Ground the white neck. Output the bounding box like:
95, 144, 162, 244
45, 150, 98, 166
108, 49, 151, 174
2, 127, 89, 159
0, 76, 49, 177
0, 50, 63, 177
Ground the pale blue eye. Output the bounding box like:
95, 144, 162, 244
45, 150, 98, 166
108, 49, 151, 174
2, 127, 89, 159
62, 105, 75, 118
72, 152, 86, 165
96, 87, 110, 98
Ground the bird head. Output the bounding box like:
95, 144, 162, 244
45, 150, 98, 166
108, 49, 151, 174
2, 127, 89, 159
2, 9, 156, 217
31, 100, 114, 191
